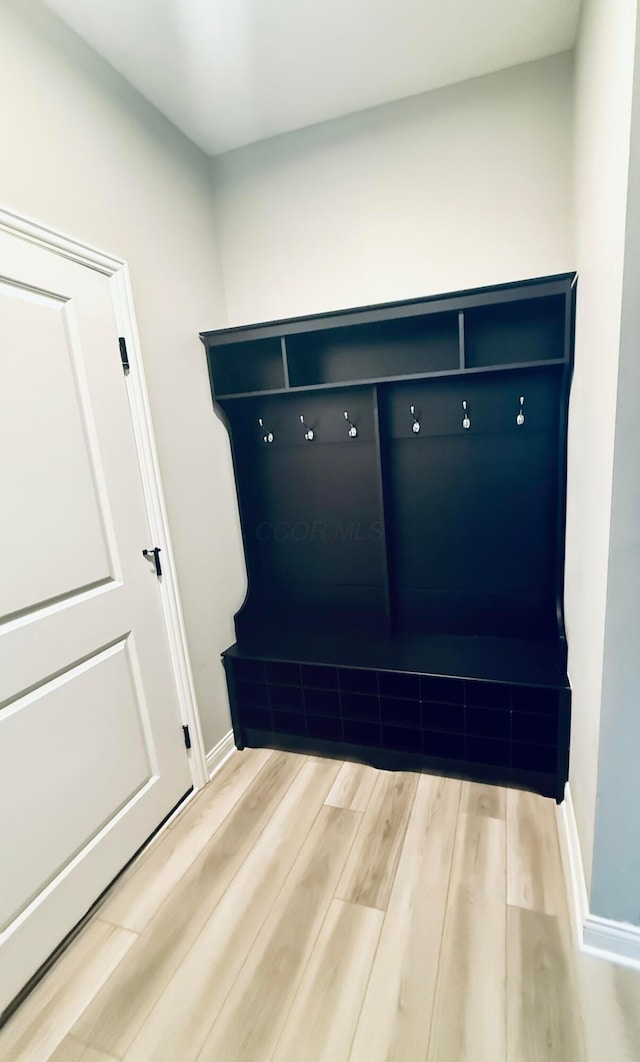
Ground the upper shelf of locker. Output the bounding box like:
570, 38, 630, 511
200, 272, 576, 400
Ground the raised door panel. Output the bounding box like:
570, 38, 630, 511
0, 285, 111, 619
0, 639, 153, 932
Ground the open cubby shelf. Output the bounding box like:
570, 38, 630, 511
201, 272, 576, 801
206, 335, 286, 396
286, 311, 461, 386
464, 294, 566, 369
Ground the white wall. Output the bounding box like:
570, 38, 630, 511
0, 0, 245, 752
589, 9, 640, 925
211, 54, 574, 325
565, 0, 637, 892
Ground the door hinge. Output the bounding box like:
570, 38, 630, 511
119, 336, 130, 374
142, 546, 162, 577
182, 724, 192, 750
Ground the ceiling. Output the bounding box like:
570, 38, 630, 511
43, 0, 581, 156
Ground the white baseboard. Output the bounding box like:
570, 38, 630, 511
583, 915, 640, 968
206, 730, 236, 779
556, 783, 640, 970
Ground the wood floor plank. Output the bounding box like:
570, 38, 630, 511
174, 748, 273, 826
427, 810, 507, 1062
350, 774, 461, 1062
100, 747, 273, 932
49, 1036, 118, 1061
462, 780, 506, 819
336, 770, 418, 911
506, 789, 566, 916
69, 751, 306, 1058
195, 804, 361, 1062
271, 899, 383, 1062
325, 761, 379, 813
506, 907, 585, 1061
122, 757, 343, 1062
0, 920, 136, 1062
578, 951, 640, 1062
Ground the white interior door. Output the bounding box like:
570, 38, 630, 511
0, 227, 192, 1014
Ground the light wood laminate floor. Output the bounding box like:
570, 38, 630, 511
2, 749, 640, 1061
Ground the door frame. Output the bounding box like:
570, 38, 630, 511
0, 203, 208, 789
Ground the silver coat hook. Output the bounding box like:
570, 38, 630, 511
258, 417, 274, 444
462, 400, 471, 430
516, 396, 525, 426
344, 411, 358, 439
410, 404, 421, 434
300, 414, 314, 441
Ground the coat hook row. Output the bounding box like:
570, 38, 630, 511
257, 412, 359, 442
258, 396, 527, 443
401, 395, 527, 434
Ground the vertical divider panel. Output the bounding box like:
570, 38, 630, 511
555, 287, 575, 649
280, 336, 290, 388
458, 311, 466, 370
373, 384, 394, 636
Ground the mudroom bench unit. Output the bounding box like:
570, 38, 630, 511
201, 272, 576, 801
